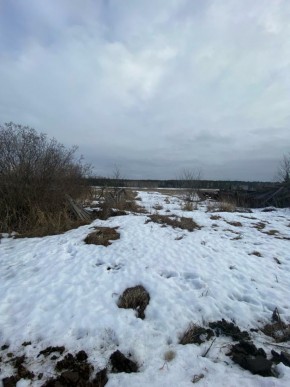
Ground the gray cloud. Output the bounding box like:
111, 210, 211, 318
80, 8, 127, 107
0, 0, 290, 180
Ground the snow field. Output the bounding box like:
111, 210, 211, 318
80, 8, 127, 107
0, 190, 290, 386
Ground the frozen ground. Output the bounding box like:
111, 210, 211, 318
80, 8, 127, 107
0, 191, 290, 386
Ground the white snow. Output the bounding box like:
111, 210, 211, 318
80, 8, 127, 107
0, 190, 290, 386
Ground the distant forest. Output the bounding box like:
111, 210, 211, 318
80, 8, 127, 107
87, 177, 276, 191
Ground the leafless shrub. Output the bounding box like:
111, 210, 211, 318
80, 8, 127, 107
117, 285, 150, 319
0, 122, 91, 234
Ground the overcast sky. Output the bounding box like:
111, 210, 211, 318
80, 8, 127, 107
0, 0, 290, 180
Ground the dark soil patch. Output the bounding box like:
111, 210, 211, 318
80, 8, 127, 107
228, 340, 273, 377
262, 207, 277, 212
84, 227, 120, 247
43, 351, 96, 386
271, 350, 290, 367
2, 354, 35, 386
209, 319, 250, 341
38, 346, 65, 358
250, 251, 262, 257
146, 214, 200, 232
1, 345, 9, 351
118, 285, 150, 319
110, 350, 138, 373
179, 324, 214, 345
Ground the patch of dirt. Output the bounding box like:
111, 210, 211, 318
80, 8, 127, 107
84, 227, 120, 247
250, 251, 262, 257
179, 324, 214, 345
228, 340, 274, 377
43, 351, 97, 386
2, 354, 35, 386
209, 319, 251, 341
117, 285, 150, 319
110, 350, 138, 373
146, 214, 201, 232
38, 346, 65, 358
262, 207, 277, 212
271, 350, 290, 367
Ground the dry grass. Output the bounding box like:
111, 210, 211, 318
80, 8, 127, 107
207, 200, 236, 213
262, 322, 290, 343
163, 350, 176, 362
181, 201, 197, 211
15, 208, 89, 238
84, 227, 120, 247
117, 285, 150, 319
252, 222, 267, 231
97, 189, 147, 219
263, 229, 279, 236
179, 323, 214, 345
146, 214, 201, 232
210, 215, 222, 220
226, 221, 243, 227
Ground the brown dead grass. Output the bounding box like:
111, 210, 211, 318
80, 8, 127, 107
226, 221, 243, 227
84, 226, 120, 247
252, 222, 267, 231
146, 214, 201, 232
117, 285, 150, 319
210, 215, 222, 220
262, 322, 290, 343
179, 323, 214, 345
207, 201, 236, 213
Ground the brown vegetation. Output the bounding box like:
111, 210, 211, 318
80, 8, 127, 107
146, 214, 201, 231
84, 227, 120, 247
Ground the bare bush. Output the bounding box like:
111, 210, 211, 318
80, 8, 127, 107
277, 153, 290, 184
0, 122, 91, 234
178, 168, 202, 204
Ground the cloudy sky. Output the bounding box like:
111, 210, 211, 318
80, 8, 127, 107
0, 0, 290, 180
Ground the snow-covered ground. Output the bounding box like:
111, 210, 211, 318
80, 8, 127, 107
0, 191, 290, 386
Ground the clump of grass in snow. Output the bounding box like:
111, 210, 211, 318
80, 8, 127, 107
179, 323, 214, 345
146, 214, 201, 232
118, 285, 150, 320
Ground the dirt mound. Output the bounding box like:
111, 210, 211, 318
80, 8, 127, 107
110, 350, 138, 373
117, 285, 150, 319
228, 340, 273, 377
209, 319, 251, 341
